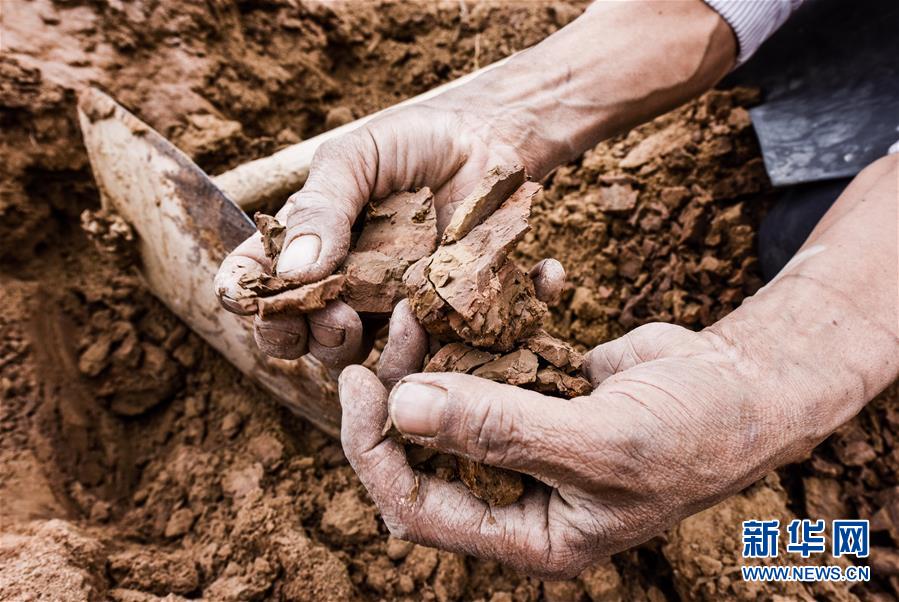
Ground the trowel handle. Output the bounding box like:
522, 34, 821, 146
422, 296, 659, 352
212, 56, 512, 212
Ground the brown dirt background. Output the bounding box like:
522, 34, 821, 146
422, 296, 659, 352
2, 1, 898, 600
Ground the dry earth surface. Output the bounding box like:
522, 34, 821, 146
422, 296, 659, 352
2, 1, 898, 600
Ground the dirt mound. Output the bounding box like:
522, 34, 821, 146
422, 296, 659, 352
1, 1, 896, 600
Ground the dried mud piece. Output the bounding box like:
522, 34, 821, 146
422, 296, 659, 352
405, 182, 546, 351
534, 366, 592, 398
237, 213, 295, 297
341, 252, 408, 314
400, 258, 455, 339
472, 349, 539, 386
341, 188, 438, 314
457, 456, 524, 507
444, 260, 546, 351
524, 330, 584, 371
254, 212, 286, 264
441, 165, 526, 243
257, 274, 345, 317
354, 189, 437, 257
424, 343, 495, 374
238, 272, 293, 296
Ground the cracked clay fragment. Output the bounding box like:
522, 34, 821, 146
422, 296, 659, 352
533, 366, 593, 398
238, 213, 301, 296
254, 212, 286, 264
524, 330, 584, 371
257, 274, 345, 317
341, 251, 409, 314
404, 182, 546, 351
424, 342, 496, 374
471, 349, 539, 386
457, 457, 524, 507
342, 188, 438, 314
441, 164, 526, 243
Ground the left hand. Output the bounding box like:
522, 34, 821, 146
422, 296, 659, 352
339, 320, 819, 578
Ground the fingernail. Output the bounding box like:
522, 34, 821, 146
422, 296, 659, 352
255, 323, 303, 347
389, 383, 446, 437
254, 323, 307, 360
309, 319, 345, 348
277, 235, 321, 276
218, 292, 256, 315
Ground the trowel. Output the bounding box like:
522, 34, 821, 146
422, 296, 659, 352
727, 0, 899, 186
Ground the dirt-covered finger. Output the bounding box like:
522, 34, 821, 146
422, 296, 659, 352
307, 300, 366, 369
338, 365, 425, 536
214, 233, 270, 315
276, 131, 380, 282
252, 313, 309, 359
373, 470, 587, 579
529, 258, 566, 306
387, 372, 586, 481
377, 299, 429, 390
276, 197, 353, 283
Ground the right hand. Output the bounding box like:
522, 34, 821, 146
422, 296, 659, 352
214, 100, 539, 368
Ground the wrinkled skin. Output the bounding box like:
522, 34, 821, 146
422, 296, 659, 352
214, 103, 536, 367
341, 320, 806, 578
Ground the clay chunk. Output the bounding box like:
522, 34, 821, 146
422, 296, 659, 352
472, 349, 539, 386
354, 188, 438, 258
424, 343, 496, 374
341, 188, 438, 314
534, 366, 593, 398
442, 164, 526, 243
237, 213, 299, 296
257, 274, 345, 317
404, 181, 547, 351
254, 212, 286, 264
238, 273, 293, 296
341, 251, 408, 314
457, 456, 524, 507
524, 331, 584, 371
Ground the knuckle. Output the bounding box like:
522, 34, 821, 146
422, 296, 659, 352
631, 321, 676, 337
583, 347, 613, 380
458, 398, 519, 464
285, 194, 329, 219
313, 135, 352, 164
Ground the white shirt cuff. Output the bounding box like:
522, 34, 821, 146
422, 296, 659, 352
704, 0, 804, 64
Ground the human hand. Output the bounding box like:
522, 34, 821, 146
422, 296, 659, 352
214, 100, 538, 367
339, 321, 818, 578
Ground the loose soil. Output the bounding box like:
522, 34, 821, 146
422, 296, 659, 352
2, 1, 897, 601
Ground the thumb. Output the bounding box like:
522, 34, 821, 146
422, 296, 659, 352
276, 131, 377, 282
387, 372, 586, 481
